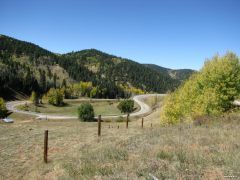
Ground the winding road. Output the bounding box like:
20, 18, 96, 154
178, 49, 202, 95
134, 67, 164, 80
6, 94, 165, 120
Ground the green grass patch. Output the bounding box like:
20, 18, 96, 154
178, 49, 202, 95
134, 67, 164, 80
17, 100, 127, 116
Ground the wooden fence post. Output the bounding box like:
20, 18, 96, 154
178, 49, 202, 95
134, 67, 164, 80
141, 118, 144, 128
98, 115, 101, 137
44, 130, 48, 163
126, 114, 129, 128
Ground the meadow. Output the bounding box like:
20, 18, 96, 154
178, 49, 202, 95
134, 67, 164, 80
0, 97, 240, 179
16, 99, 133, 117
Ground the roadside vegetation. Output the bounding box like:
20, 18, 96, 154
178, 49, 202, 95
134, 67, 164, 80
160, 52, 240, 124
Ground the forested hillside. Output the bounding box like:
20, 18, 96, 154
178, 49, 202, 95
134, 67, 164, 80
61, 49, 180, 93
0, 35, 191, 99
0, 35, 73, 99
144, 64, 195, 81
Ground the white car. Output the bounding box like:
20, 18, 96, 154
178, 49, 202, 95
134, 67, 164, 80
2, 118, 14, 123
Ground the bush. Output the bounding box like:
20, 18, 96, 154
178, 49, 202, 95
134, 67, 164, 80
117, 99, 134, 113
0, 97, 8, 118
47, 88, 64, 106
78, 103, 95, 121
160, 52, 240, 125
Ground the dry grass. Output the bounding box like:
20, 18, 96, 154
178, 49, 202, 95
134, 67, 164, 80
0, 101, 240, 179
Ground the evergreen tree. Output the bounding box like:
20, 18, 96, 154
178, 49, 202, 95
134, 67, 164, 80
39, 69, 46, 93
53, 73, 57, 89
61, 78, 67, 88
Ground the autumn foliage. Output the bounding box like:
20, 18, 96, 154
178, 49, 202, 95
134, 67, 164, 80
160, 52, 240, 125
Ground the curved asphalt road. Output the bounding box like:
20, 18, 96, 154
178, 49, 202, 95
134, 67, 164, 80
6, 94, 165, 120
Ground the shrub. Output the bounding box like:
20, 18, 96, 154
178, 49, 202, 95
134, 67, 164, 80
78, 103, 95, 121
47, 88, 64, 106
0, 97, 8, 118
160, 52, 240, 125
117, 99, 134, 113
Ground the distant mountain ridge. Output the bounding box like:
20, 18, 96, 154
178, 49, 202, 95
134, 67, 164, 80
0, 34, 194, 99
144, 64, 195, 82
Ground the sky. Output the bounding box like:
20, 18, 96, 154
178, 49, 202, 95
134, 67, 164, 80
1, 0, 240, 70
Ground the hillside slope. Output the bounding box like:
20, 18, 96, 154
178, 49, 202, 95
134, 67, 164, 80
0, 35, 74, 99
144, 64, 195, 82
61, 49, 180, 92
0, 35, 190, 99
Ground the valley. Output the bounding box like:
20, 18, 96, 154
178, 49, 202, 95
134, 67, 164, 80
0, 39, 240, 179
1, 1, 240, 179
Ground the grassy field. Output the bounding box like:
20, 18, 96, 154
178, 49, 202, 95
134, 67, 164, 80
16, 99, 131, 117
1, 98, 240, 179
